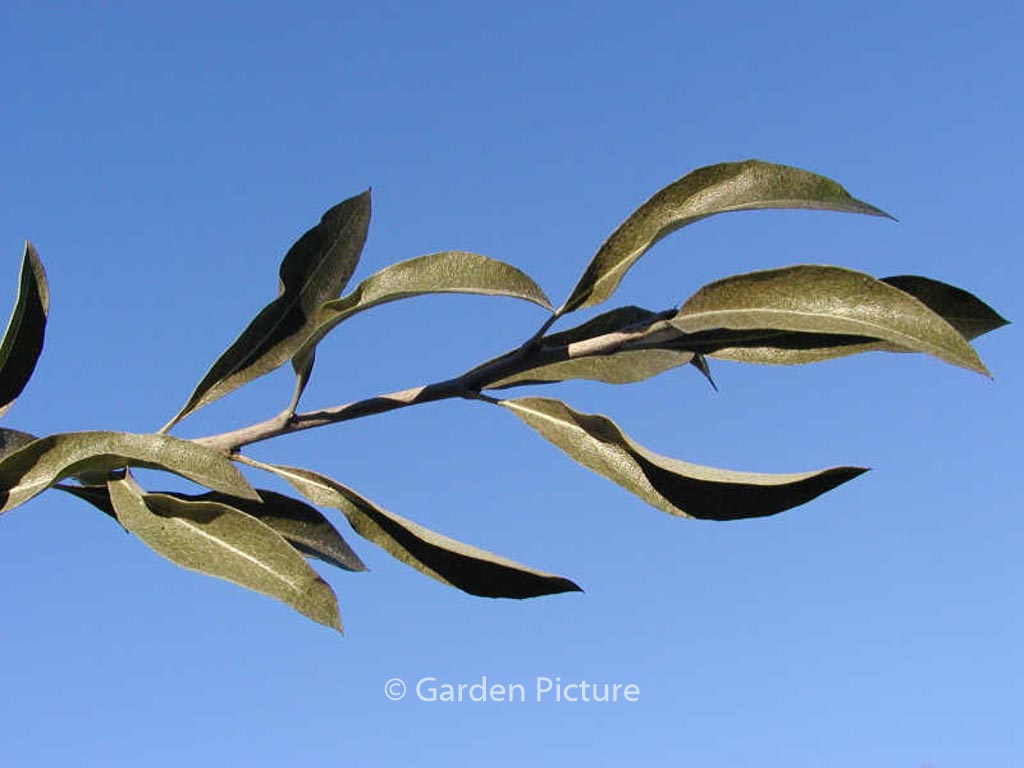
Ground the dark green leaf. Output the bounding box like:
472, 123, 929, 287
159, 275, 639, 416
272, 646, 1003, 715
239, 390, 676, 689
0, 431, 258, 514
108, 477, 341, 631
881, 275, 1008, 340
670, 265, 989, 375
560, 160, 891, 314
502, 396, 866, 520
164, 191, 371, 430
242, 457, 581, 599
0, 242, 49, 417
61, 484, 365, 572
293, 251, 552, 362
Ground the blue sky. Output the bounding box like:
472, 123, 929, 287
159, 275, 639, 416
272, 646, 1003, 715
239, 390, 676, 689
2, 2, 1020, 765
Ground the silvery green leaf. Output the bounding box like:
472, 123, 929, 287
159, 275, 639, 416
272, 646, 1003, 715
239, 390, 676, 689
670, 265, 988, 375
108, 476, 341, 631
243, 457, 581, 599
502, 396, 866, 520
561, 160, 891, 314
295, 250, 552, 361
164, 191, 371, 429
0, 431, 257, 514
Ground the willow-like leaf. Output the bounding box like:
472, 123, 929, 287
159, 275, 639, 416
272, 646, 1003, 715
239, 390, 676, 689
0, 431, 257, 513
293, 251, 552, 363
669, 265, 989, 375
240, 457, 581, 599
108, 477, 341, 631
703, 275, 1008, 365
488, 349, 694, 388
164, 191, 371, 430
0, 243, 49, 417
502, 396, 866, 520
0, 427, 37, 462
61, 484, 365, 572
560, 160, 891, 314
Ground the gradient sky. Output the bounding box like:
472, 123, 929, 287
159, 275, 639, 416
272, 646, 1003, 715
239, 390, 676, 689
2, 2, 1020, 766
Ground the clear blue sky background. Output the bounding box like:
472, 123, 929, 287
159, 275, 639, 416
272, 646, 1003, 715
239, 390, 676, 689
2, 2, 1020, 766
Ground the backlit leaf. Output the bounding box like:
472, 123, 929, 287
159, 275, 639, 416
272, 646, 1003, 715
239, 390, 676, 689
242, 457, 581, 599
560, 160, 891, 314
0, 431, 257, 514
0, 242, 49, 417
502, 396, 866, 520
108, 476, 341, 631
164, 191, 371, 429
670, 265, 989, 375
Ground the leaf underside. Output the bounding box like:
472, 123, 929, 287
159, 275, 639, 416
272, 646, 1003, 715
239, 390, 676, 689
502, 396, 866, 520
242, 457, 582, 599
108, 476, 341, 631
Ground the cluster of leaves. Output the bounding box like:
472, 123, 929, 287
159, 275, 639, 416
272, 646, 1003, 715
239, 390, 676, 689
0, 161, 1007, 632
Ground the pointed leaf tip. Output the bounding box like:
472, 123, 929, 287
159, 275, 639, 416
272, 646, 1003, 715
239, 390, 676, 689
560, 160, 890, 314
242, 457, 580, 599
501, 396, 866, 520
0, 242, 49, 417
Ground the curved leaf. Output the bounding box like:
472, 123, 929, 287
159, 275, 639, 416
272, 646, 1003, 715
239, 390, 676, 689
501, 396, 866, 520
241, 457, 581, 599
0, 431, 257, 514
294, 251, 552, 361
560, 160, 891, 314
108, 477, 341, 631
164, 191, 371, 430
0, 427, 37, 462
670, 265, 989, 375
704, 275, 1009, 366
0, 242, 49, 417
61, 484, 365, 572
488, 349, 694, 388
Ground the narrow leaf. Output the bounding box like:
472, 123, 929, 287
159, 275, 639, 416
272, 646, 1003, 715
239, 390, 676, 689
670, 265, 989, 375
488, 349, 694, 388
561, 160, 891, 314
295, 250, 552, 360
164, 191, 371, 429
61, 484, 365, 572
0, 242, 49, 416
502, 396, 866, 520
241, 457, 581, 599
0, 431, 258, 514
0, 427, 37, 462
704, 275, 1009, 366
108, 477, 341, 631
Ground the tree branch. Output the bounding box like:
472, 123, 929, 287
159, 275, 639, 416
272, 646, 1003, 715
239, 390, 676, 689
193, 310, 676, 453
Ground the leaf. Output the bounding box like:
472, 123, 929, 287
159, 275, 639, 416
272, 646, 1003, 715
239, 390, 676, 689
0, 242, 49, 417
704, 275, 1009, 366
61, 484, 365, 572
294, 251, 552, 361
0, 427, 37, 462
560, 160, 892, 314
0, 431, 258, 514
488, 349, 694, 388
108, 477, 341, 631
501, 396, 866, 520
163, 191, 371, 430
240, 457, 581, 599
881, 275, 1008, 340
669, 265, 989, 375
